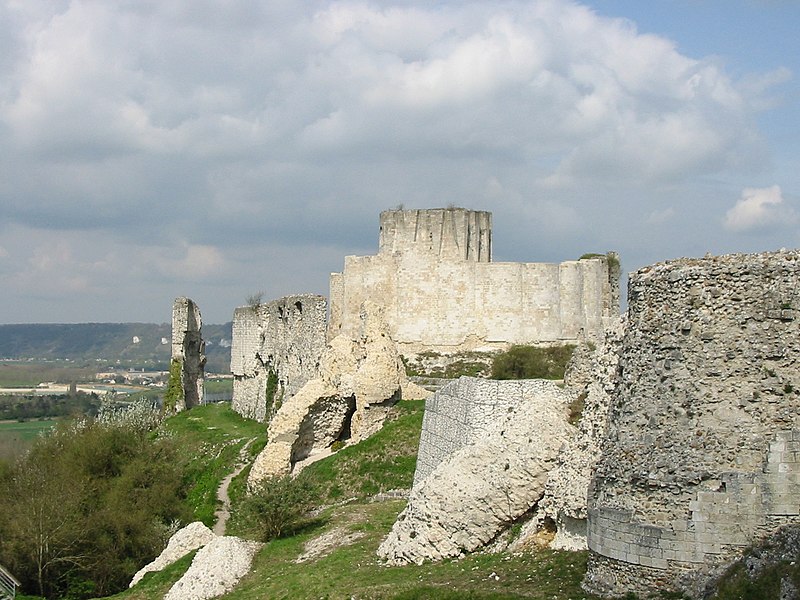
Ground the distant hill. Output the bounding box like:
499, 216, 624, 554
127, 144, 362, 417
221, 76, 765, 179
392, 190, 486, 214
0, 323, 233, 373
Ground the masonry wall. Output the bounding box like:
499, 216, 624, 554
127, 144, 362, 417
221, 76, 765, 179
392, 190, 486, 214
230, 294, 327, 422
171, 297, 205, 411
584, 250, 800, 598
329, 208, 618, 353
414, 377, 572, 485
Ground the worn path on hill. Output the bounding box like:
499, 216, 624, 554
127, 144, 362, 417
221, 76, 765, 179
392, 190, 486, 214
214, 438, 256, 535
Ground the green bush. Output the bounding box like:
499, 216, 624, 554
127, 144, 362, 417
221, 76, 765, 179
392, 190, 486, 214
163, 358, 183, 414
490, 345, 575, 380
0, 415, 188, 599
232, 475, 318, 542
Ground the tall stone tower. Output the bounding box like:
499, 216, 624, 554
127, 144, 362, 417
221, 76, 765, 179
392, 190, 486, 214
584, 250, 800, 597
378, 208, 492, 262
171, 297, 206, 411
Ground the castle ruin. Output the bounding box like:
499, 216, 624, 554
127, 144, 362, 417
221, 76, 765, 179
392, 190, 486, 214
329, 208, 620, 355
230, 294, 327, 422
584, 250, 800, 597
171, 297, 206, 411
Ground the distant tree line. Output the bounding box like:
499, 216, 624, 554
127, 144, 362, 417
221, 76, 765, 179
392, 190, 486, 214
0, 392, 102, 422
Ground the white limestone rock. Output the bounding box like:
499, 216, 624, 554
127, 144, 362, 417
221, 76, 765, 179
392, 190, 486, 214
247, 378, 348, 483
129, 521, 215, 588
377, 387, 574, 565
164, 536, 262, 600
538, 321, 623, 550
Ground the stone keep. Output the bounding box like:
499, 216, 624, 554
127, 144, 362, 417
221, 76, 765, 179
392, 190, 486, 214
230, 294, 327, 422
329, 208, 619, 355
584, 250, 800, 598
172, 297, 205, 411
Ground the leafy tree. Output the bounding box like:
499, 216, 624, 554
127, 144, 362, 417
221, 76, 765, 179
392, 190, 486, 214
0, 411, 189, 599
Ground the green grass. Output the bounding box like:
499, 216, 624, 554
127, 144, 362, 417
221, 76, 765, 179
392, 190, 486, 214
0, 418, 58, 440
224, 500, 597, 600
162, 403, 264, 526
0, 361, 98, 388
105, 398, 604, 600
297, 400, 424, 503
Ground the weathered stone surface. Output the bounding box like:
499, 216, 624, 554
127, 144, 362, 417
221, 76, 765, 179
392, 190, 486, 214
538, 321, 623, 551
164, 536, 261, 600
248, 301, 429, 486
172, 297, 205, 410
129, 521, 215, 588
230, 294, 327, 422
378, 378, 574, 564
329, 208, 619, 355
584, 250, 800, 599
413, 377, 571, 486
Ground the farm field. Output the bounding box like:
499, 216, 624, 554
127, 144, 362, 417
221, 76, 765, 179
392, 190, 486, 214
0, 418, 58, 441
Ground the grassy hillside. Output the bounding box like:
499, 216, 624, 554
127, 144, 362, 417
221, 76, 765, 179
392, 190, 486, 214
100, 401, 600, 600
0, 322, 233, 372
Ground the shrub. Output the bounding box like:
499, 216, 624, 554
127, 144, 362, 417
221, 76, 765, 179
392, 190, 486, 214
163, 358, 183, 414
490, 345, 575, 380
233, 475, 317, 542
0, 416, 189, 598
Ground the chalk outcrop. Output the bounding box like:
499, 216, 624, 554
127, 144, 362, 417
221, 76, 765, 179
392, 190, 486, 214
538, 321, 623, 550
172, 297, 206, 410
164, 536, 261, 600
378, 377, 574, 564
230, 294, 327, 422
130, 521, 215, 588
247, 301, 429, 486
584, 250, 800, 598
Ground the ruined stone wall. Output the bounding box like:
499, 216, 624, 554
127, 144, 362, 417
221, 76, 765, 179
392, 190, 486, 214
171, 297, 205, 411
584, 250, 800, 598
329, 208, 619, 354
414, 377, 573, 485
230, 294, 327, 422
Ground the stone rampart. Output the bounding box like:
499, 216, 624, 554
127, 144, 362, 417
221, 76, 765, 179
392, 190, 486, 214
584, 250, 800, 598
172, 297, 205, 410
413, 377, 572, 485
230, 294, 327, 422
329, 208, 619, 355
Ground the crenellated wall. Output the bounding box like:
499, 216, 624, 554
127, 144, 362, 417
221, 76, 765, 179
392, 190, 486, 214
584, 250, 800, 598
329, 208, 619, 354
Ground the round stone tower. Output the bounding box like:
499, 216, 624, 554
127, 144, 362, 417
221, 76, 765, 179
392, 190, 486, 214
378, 207, 492, 262
584, 250, 800, 597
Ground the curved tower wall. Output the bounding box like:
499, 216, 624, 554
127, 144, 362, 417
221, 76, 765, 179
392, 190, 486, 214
585, 250, 800, 597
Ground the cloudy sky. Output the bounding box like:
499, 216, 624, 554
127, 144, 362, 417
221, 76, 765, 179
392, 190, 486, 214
1, 0, 798, 324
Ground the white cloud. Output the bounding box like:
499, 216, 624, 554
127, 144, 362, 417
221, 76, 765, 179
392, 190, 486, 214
155, 244, 227, 281
723, 185, 797, 232
647, 207, 675, 225
0, 0, 793, 322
